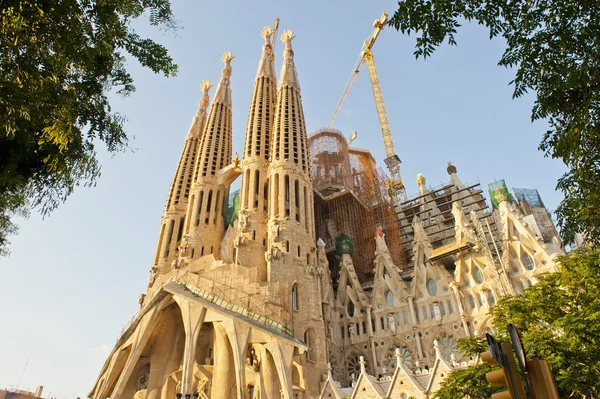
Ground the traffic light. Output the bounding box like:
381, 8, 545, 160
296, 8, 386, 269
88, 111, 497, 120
483, 335, 527, 399
527, 358, 560, 398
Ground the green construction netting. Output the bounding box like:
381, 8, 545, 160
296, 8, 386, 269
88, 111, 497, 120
488, 180, 514, 208
513, 188, 544, 208
223, 189, 240, 226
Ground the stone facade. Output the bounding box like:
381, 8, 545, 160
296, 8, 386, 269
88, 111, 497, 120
89, 24, 563, 399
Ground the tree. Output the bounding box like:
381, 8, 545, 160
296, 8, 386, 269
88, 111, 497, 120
0, 0, 178, 255
389, 1, 600, 246
433, 336, 502, 399
491, 248, 600, 398
434, 249, 600, 398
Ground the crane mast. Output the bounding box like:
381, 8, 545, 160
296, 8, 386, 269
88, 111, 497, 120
328, 11, 406, 200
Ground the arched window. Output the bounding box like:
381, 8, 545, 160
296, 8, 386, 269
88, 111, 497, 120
473, 266, 484, 284
292, 283, 298, 311
386, 290, 394, 307
347, 300, 355, 317
522, 253, 535, 270
488, 289, 496, 305
427, 279, 438, 296
304, 328, 316, 361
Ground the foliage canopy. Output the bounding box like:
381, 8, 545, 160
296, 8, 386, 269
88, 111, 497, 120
0, 0, 178, 255
389, 0, 600, 246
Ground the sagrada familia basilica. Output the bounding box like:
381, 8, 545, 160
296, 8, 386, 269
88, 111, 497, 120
88, 24, 564, 399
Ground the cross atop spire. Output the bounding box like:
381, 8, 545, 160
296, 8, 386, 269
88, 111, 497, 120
278, 30, 300, 92
213, 51, 234, 107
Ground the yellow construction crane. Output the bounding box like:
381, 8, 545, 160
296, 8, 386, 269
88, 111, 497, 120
328, 11, 407, 200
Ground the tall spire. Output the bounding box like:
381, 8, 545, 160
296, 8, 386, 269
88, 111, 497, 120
152, 80, 212, 273
213, 51, 234, 108
278, 30, 301, 92
183, 52, 235, 261
236, 27, 277, 280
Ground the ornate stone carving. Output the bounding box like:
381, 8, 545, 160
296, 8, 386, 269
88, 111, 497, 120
147, 267, 158, 288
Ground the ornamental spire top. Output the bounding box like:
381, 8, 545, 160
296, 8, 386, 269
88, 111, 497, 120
187, 80, 212, 138
213, 51, 234, 107
256, 27, 276, 80
278, 30, 300, 92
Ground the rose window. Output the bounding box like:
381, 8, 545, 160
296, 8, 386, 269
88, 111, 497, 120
386, 346, 412, 369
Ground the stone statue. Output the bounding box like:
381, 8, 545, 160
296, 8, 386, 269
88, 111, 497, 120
349, 323, 357, 338
433, 303, 442, 321
233, 152, 239, 168
179, 235, 190, 256
388, 313, 396, 333
238, 209, 249, 232
269, 219, 280, 241
147, 267, 158, 288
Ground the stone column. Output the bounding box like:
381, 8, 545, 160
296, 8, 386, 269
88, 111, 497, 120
175, 299, 206, 397
407, 296, 418, 325
414, 329, 424, 360
366, 307, 378, 368
450, 282, 471, 337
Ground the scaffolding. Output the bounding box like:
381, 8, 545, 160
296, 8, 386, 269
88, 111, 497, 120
310, 133, 407, 284
513, 187, 544, 209
394, 180, 499, 270
310, 129, 354, 196
488, 179, 514, 209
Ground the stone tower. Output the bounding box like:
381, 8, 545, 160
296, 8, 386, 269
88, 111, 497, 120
153, 81, 212, 272
184, 52, 234, 259
266, 30, 327, 393
236, 27, 277, 279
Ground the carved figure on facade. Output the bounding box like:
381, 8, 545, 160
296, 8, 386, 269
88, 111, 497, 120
432, 303, 442, 321
348, 323, 357, 339
269, 219, 281, 241
388, 313, 397, 333
246, 346, 261, 372
147, 267, 158, 288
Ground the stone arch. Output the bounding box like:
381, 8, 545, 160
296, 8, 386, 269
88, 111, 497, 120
475, 315, 494, 336
211, 323, 236, 399
145, 302, 186, 399
304, 327, 316, 361
262, 348, 282, 398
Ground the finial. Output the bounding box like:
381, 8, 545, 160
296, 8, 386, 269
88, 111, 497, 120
433, 339, 443, 359
327, 362, 333, 378
394, 347, 403, 368
416, 173, 426, 186
317, 237, 326, 247
447, 161, 457, 175
233, 152, 239, 167
359, 355, 367, 373
221, 51, 234, 78
199, 80, 213, 108
261, 26, 273, 44
281, 30, 296, 49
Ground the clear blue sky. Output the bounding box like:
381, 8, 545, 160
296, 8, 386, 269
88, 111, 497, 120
0, 1, 566, 397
